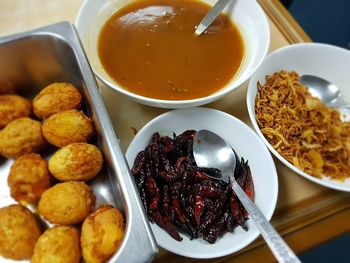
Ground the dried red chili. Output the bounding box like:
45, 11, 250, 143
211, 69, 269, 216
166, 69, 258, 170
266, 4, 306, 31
131, 130, 254, 244
194, 195, 204, 226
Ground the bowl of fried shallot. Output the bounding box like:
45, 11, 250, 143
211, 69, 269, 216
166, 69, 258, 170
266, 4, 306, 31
247, 43, 350, 192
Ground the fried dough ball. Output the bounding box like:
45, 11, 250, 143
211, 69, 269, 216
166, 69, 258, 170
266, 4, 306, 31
0, 94, 31, 128
0, 204, 41, 260
38, 181, 95, 225
32, 226, 81, 263
42, 109, 94, 147
81, 205, 125, 263
0, 117, 47, 159
33, 83, 82, 119
49, 143, 103, 182
8, 153, 51, 204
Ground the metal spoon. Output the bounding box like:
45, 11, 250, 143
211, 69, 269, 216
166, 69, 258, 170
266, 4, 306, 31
194, 0, 231, 36
193, 130, 300, 263
301, 75, 350, 108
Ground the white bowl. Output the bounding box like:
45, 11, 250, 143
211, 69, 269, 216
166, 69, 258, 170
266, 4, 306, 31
75, 0, 270, 108
125, 107, 278, 258
247, 43, 350, 192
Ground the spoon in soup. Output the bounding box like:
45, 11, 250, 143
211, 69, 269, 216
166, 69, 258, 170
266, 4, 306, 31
194, 0, 231, 36
300, 75, 350, 108
193, 130, 301, 263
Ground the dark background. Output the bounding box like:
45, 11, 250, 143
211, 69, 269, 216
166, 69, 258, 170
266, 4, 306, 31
281, 0, 350, 49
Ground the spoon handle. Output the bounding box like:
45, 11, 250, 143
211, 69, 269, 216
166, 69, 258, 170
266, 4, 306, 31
194, 0, 231, 36
230, 179, 301, 263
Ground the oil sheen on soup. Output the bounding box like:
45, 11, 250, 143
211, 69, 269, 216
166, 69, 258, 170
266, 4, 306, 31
98, 0, 244, 100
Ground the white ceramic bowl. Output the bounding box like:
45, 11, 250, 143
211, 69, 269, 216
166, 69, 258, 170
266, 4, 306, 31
75, 0, 270, 108
247, 43, 350, 192
125, 107, 278, 258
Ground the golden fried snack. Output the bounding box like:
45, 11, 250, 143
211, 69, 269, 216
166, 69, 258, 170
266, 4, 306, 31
32, 226, 81, 263
0, 204, 41, 260
38, 181, 95, 225
49, 143, 103, 181
0, 94, 31, 128
8, 153, 51, 204
33, 82, 82, 119
81, 205, 125, 263
42, 109, 94, 147
255, 71, 350, 180
0, 117, 47, 159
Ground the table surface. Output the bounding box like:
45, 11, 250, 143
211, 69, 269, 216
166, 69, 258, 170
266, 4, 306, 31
0, 1, 349, 262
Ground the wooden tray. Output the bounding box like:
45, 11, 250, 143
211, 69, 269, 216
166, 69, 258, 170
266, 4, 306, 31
1, 1, 349, 262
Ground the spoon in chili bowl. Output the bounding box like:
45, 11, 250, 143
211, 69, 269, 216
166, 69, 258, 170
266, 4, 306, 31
192, 129, 301, 263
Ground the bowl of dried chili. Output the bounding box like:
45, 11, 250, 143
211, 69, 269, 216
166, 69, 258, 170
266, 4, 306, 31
125, 107, 278, 259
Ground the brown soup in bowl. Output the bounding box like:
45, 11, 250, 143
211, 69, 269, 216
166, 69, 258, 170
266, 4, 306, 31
98, 0, 244, 100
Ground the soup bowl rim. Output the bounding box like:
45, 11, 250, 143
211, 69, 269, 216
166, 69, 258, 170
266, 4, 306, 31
76, 0, 270, 108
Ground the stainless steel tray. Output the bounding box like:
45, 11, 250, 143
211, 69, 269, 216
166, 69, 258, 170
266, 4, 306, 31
0, 22, 157, 263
